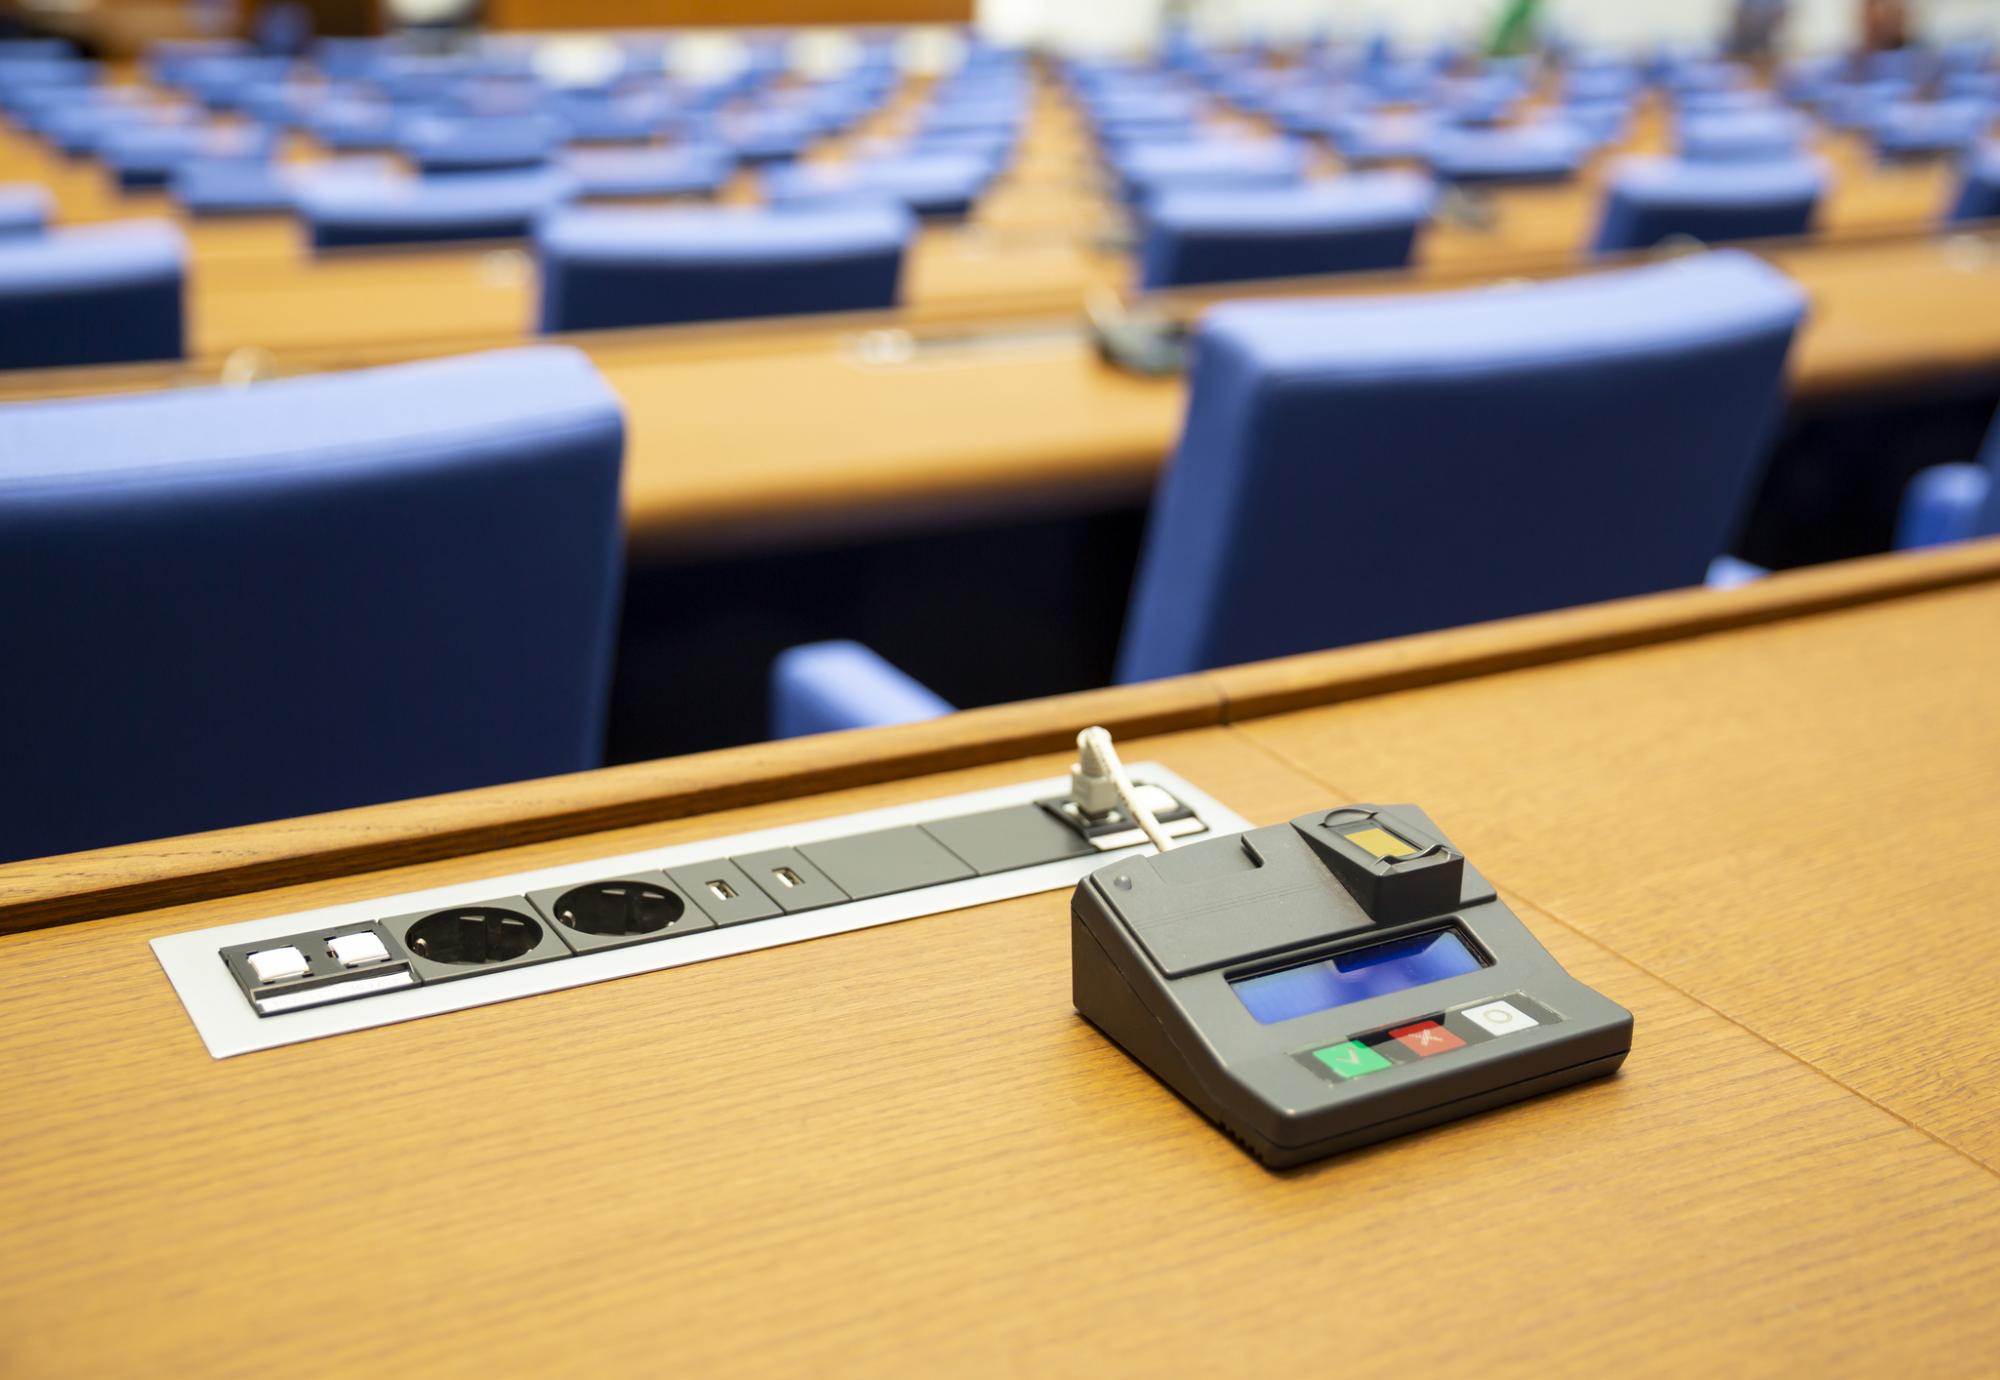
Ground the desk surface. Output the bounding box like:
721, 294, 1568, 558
2, 541, 1998, 1376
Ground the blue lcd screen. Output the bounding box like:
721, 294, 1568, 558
1230, 930, 1485, 1025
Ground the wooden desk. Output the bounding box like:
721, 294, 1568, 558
3, 228, 1999, 561
2, 541, 1998, 1375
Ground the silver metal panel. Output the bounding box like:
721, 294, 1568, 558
152, 764, 1249, 1059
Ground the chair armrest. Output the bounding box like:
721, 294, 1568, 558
769, 640, 956, 739
1897, 462, 1992, 549
1705, 553, 1769, 589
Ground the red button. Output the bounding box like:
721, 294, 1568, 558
1389, 1020, 1466, 1057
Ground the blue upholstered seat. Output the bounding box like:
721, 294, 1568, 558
1948, 142, 2000, 222
171, 156, 295, 214
562, 144, 733, 199
1593, 157, 1826, 253
1898, 461, 1997, 549
1426, 125, 1590, 185
1869, 99, 1994, 160
770, 251, 1806, 733
0, 183, 51, 236
1112, 139, 1309, 204
536, 203, 912, 331
762, 152, 990, 218
98, 122, 278, 190
1327, 112, 1438, 166
1897, 407, 2000, 548
397, 113, 567, 175
1138, 173, 1433, 289
297, 170, 576, 249
0, 346, 625, 861
1678, 110, 1811, 162
0, 221, 184, 369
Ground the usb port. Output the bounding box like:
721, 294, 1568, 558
707, 879, 737, 901
771, 867, 803, 889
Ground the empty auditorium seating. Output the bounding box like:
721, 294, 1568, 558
0, 221, 184, 370
562, 144, 734, 200
1426, 125, 1590, 185
1678, 110, 1812, 162
0, 183, 50, 236
0, 346, 625, 860
1111, 138, 1309, 204
763, 152, 992, 218
296, 169, 578, 249
1593, 157, 1827, 253
536, 203, 913, 331
1137, 174, 1434, 289
771, 251, 1807, 731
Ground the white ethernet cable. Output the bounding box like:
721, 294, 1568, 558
1072, 725, 1176, 854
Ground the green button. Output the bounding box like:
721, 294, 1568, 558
1312, 1040, 1393, 1080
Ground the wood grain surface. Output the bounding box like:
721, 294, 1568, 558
2, 723, 1999, 1375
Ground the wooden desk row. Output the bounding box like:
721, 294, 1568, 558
2, 540, 1996, 1375
6, 226, 1998, 560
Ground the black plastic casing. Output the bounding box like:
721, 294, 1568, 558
1072, 805, 1634, 1168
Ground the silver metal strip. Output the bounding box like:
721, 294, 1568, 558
152, 765, 1250, 1059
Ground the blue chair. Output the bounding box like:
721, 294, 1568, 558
0, 183, 50, 236
297, 170, 576, 249
1138, 174, 1434, 289
171, 156, 294, 215
1328, 112, 1438, 166
173, 156, 396, 216
1678, 110, 1811, 162
1427, 125, 1590, 185
763, 153, 990, 218
536, 204, 913, 331
563, 145, 733, 200
770, 251, 1807, 733
397, 113, 566, 175
1593, 157, 1826, 253
0, 221, 184, 370
301, 98, 397, 150
98, 123, 278, 191
1948, 142, 2000, 222
1897, 410, 2000, 548
1898, 461, 1996, 549
0, 346, 624, 861
1112, 139, 1309, 204
1869, 99, 1994, 161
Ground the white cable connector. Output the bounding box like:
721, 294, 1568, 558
1073, 726, 1176, 854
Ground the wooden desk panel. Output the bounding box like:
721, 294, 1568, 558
2, 727, 1998, 1376
1233, 575, 2000, 1169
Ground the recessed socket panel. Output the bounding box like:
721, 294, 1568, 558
153, 763, 1251, 1059
388, 900, 573, 984
527, 874, 718, 953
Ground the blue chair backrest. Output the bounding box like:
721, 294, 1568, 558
1944, 142, 2000, 222
1116, 251, 1807, 682
536, 204, 912, 331
1138, 174, 1433, 289
0, 183, 50, 236
297, 169, 576, 249
0, 221, 184, 370
0, 346, 624, 861
1593, 156, 1826, 253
